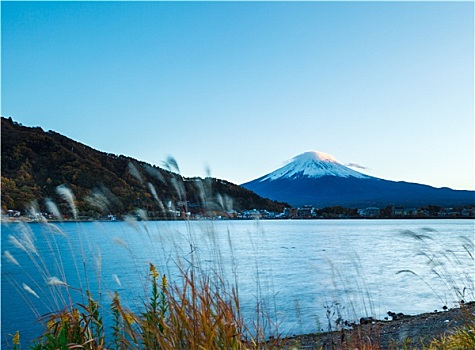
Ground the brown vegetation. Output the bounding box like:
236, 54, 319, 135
1, 117, 288, 217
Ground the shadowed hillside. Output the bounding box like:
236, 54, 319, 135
1, 117, 287, 218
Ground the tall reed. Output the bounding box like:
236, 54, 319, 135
2, 158, 286, 349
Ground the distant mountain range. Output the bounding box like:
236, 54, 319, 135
241, 151, 475, 208
1, 117, 288, 217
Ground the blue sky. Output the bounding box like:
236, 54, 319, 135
2, 1, 474, 190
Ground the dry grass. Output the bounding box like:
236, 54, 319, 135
425, 306, 475, 350
28, 263, 286, 349
3, 161, 474, 349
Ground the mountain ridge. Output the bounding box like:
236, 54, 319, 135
242, 151, 474, 208
1, 117, 288, 217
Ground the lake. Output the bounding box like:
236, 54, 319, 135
2, 219, 474, 347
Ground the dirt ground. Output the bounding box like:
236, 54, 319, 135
281, 302, 475, 349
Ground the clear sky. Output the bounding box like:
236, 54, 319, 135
2, 1, 474, 190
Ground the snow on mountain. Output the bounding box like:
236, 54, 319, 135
242, 150, 475, 208
260, 151, 370, 182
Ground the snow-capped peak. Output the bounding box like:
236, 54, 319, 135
294, 151, 339, 163
260, 151, 370, 181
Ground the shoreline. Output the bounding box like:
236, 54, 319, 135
2, 216, 474, 224
281, 302, 475, 349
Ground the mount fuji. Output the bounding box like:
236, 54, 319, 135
241, 151, 475, 208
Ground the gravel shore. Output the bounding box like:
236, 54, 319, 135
281, 302, 475, 349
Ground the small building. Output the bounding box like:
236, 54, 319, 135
403, 208, 417, 216
6, 210, 21, 217
297, 205, 313, 218
358, 207, 380, 217
462, 208, 475, 217
243, 209, 261, 219
392, 206, 404, 216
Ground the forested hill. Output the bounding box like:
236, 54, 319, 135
1, 117, 287, 218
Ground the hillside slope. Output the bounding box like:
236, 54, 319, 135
1, 117, 287, 217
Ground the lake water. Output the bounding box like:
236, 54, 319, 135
2, 219, 474, 347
